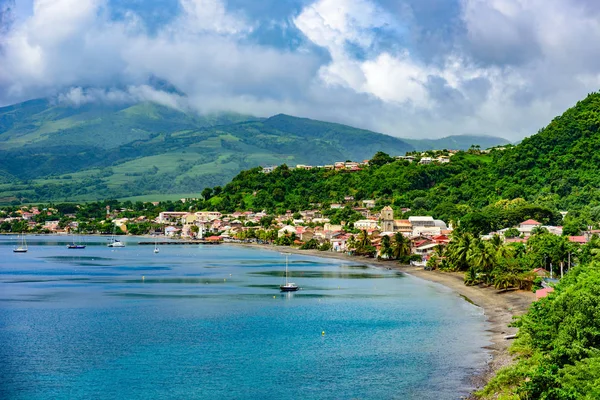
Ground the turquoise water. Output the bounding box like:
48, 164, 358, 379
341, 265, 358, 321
0, 235, 490, 399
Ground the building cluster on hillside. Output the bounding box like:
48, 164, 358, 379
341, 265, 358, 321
262, 160, 369, 174
485, 219, 591, 244
261, 150, 460, 173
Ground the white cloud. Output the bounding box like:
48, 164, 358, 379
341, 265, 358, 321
1, 0, 600, 142
57, 86, 188, 110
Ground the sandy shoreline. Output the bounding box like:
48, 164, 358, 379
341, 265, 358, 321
235, 243, 535, 397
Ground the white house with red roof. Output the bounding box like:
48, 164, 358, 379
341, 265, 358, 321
519, 219, 542, 236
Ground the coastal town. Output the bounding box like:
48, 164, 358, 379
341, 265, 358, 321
2, 195, 587, 290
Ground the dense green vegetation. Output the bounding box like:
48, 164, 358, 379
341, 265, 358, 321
204, 92, 600, 236
478, 260, 600, 399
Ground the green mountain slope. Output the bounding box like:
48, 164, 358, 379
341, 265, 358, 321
0, 100, 422, 202
403, 135, 510, 151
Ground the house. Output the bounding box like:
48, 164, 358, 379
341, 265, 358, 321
332, 234, 352, 252
436, 156, 450, 163
568, 236, 588, 244
354, 219, 379, 230
323, 223, 343, 233
344, 195, 355, 202
393, 219, 412, 235
158, 211, 188, 224
330, 203, 342, 209
419, 157, 433, 165
278, 225, 296, 238
195, 211, 223, 221
533, 268, 549, 277
414, 243, 440, 256
261, 166, 276, 173
409, 216, 443, 236
165, 226, 180, 237
362, 199, 376, 209
352, 207, 370, 217
519, 219, 542, 236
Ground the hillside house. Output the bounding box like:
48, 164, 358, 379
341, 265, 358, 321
519, 219, 542, 236
362, 199, 376, 208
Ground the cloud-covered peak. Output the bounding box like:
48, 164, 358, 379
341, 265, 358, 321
1, 0, 600, 141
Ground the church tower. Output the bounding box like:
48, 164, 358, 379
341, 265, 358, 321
380, 206, 394, 232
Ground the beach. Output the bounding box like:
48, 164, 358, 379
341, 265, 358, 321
237, 243, 536, 395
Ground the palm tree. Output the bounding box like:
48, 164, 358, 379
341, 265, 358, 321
358, 230, 371, 248
467, 239, 497, 284
447, 231, 473, 271
392, 232, 411, 260
380, 235, 393, 259
490, 234, 503, 249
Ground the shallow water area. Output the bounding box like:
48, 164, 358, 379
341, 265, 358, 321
0, 235, 490, 399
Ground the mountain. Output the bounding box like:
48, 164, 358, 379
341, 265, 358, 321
403, 135, 511, 151
0, 100, 416, 203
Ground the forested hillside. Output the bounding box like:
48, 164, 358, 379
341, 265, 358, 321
203, 92, 600, 233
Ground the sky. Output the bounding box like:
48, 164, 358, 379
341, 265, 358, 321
1, 0, 600, 141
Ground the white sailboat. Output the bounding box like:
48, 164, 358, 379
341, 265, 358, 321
279, 253, 299, 292
13, 234, 28, 253
153, 236, 159, 254
107, 226, 125, 247
67, 232, 86, 249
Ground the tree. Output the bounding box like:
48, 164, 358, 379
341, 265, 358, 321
369, 151, 394, 167
201, 187, 213, 200
391, 232, 411, 260
380, 235, 393, 259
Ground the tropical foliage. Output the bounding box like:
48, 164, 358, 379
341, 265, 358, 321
479, 263, 600, 399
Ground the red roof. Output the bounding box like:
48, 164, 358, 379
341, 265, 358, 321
206, 236, 222, 241
520, 219, 541, 226
536, 287, 554, 300
569, 236, 587, 244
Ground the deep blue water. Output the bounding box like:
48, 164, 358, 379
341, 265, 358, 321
0, 235, 490, 399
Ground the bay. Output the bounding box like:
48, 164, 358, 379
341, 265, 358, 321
0, 235, 490, 399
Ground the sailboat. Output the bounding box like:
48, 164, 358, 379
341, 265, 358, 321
107, 226, 125, 247
280, 253, 299, 292
13, 234, 28, 253
153, 236, 159, 254
67, 232, 86, 249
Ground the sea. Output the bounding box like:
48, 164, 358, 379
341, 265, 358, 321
0, 235, 490, 400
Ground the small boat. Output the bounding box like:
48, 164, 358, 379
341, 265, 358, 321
153, 237, 159, 254
107, 227, 125, 247
67, 233, 86, 249
280, 253, 299, 292
13, 234, 28, 253
107, 239, 125, 248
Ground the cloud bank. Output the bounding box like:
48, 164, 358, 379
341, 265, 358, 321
1, 0, 600, 141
